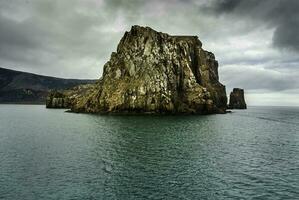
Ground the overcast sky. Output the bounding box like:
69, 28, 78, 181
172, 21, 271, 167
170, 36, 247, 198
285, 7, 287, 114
0, 0, 299, 106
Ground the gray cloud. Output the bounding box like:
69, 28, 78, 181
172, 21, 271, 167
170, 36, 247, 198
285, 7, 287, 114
220, 64, 299, 92
210, 0, 299, 51
0, 0, 122, 78
0, 0, 298, 105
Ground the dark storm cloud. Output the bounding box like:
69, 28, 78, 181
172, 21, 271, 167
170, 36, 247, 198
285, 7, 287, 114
210, 0, 299, 51
0, 16, 36, 48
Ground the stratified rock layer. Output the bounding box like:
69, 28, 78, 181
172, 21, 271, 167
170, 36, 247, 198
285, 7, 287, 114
48, 25, 228, 114
228, 88, 247, 109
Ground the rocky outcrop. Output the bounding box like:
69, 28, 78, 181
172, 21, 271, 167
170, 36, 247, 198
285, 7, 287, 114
228, 88, 247, 109
47, 25, 228, 114
46, 91, 69, 108
46, 83, 98, 109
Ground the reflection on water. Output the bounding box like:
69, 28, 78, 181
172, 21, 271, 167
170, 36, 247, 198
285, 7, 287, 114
0, 105, 299, 199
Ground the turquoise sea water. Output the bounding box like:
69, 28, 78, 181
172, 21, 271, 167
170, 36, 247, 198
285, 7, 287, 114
0, 105, 299, 199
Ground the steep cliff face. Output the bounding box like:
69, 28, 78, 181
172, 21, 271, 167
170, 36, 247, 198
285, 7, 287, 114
228, 88, 247, 109
48, 25, 227, 114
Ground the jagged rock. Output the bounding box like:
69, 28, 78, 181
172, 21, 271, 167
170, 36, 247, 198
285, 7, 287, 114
228, 88, 247, 109
47, 25, 228, 114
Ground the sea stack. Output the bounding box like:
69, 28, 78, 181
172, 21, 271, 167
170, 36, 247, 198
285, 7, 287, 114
228, 88, 247, 109
47, 25, 228, 114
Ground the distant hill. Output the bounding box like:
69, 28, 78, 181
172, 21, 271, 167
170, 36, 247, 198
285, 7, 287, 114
0, 67, 96, 104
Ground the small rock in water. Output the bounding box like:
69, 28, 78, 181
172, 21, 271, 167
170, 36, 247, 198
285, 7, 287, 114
228, 88, 247, 109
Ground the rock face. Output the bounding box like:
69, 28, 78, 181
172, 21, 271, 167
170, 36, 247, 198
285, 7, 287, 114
47, 25, 228, 114
46, 83, 97, 109
228, 88, 247, 109
46, 91, 69, 108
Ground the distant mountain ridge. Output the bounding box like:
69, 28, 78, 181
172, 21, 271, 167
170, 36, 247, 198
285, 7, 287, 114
0, 67, 96, 103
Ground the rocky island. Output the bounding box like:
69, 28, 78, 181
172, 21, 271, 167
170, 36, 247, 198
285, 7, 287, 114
228, 88, 247, 109
47, 25, 228, 114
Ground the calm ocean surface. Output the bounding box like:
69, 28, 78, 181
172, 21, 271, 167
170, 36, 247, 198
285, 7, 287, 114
0, 105, 299, 200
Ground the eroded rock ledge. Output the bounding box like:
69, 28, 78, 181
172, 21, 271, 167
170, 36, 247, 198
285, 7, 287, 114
47, 25, 228, 114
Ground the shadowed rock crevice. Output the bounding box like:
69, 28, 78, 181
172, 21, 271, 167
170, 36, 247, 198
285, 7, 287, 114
47, 25, 228, 114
